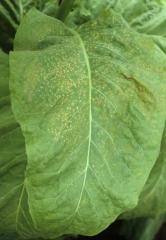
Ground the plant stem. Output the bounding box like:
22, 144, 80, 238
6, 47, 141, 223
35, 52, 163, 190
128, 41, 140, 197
55, 0, 76, 22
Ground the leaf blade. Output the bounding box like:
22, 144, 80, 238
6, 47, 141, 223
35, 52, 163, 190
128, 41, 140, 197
9, 8, 166, 238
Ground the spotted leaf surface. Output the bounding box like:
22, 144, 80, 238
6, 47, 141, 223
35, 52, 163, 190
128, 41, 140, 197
9, 8, 166, 238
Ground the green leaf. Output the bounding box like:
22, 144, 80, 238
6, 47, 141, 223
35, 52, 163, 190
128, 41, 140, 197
111, 0, 166, 37
9, 8, 166, 238
0, 49, 42, 238
65, 0, 112, 28
152, 35, 166, 57
0, 0, 56, 52
110, 1, 166, 61
0, 0, 20, 24
112, 0, 152, 23
129, 5, 166, 37
120, 124, 166, 219
42, 1, 59, 17
0, 49, 25, 235
152, 0, 166, 6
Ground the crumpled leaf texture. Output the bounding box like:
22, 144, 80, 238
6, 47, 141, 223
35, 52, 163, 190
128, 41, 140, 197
9, 8, 166, 238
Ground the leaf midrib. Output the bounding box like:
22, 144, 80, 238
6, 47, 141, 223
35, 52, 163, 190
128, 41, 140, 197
69, 30, 92, 213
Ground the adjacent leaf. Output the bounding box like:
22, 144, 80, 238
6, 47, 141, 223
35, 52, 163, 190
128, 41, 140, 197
42, 1, 59, 17
65, 0, 112, 28
0, 49, 42, 238
129, 5, 166, 37
0, 1, 18, 52
0, 49, 25, 234
0, 0, 57, 52
120, 214, 166, 240
112, 0, 152, 22
9, 8, 166, 238
112, 0, 166, 37
0, 0, 20, 24
65, 0, 157, 29
152, 0, 166, 6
